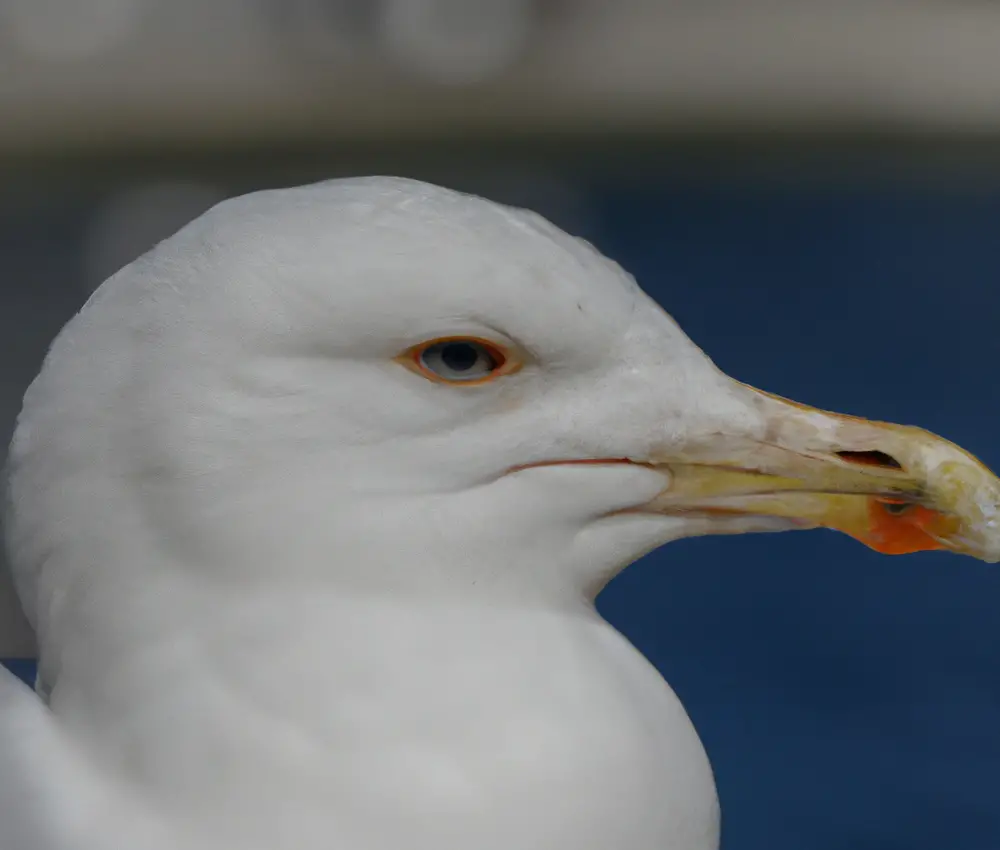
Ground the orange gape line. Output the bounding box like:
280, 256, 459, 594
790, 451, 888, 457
860, 499, 947, 555
508, 458, 641, 474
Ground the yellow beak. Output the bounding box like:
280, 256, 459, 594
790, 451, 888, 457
645, 386, 1000, 562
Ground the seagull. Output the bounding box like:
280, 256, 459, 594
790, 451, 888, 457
2, 176, 998, 850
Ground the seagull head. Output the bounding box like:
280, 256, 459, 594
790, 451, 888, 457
7, 177, 1000, 648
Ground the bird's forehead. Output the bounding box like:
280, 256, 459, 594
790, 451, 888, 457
192, 182, 643, 354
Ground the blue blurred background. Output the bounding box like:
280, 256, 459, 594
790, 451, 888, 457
2, 3, 1000, 848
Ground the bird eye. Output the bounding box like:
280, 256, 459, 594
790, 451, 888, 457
401, 337, 515, 384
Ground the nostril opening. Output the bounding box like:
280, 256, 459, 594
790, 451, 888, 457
836, 450, 903, 470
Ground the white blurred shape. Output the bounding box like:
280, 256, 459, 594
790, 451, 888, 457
376, 0, 536, 85
83, 181, 227, 291
1, 0, 147, 61
275, 0, 366, 63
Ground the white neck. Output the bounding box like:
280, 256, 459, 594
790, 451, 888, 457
47, 581, 719, 850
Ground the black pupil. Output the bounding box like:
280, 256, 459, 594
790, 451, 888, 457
882, 501, 913, 515
440, 343, 484, 373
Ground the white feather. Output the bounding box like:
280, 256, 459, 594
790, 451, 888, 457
2, 177, 781, 849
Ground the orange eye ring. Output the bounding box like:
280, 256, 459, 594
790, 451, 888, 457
397, 336, 521, 385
